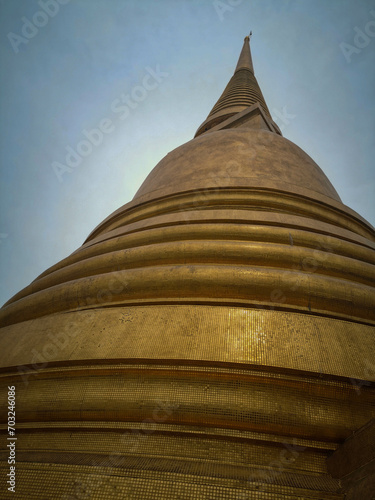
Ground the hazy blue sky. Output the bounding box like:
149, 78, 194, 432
1, 0, 374, 307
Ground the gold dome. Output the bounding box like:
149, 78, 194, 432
134, 128, 341, 201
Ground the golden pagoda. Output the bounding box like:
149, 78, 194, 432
1, 35, 374, 500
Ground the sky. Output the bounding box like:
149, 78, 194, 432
0, 0, 374, 307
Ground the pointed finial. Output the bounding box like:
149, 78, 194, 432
235, 32, 254, 74
244, 31, 252, 42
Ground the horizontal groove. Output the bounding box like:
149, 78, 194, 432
0, 366, 372, 443
1, 357, 373, 392
1, 264, 374, 327
84, 188, 375, 242
0, 420, 340, 451
5, 240, 375, 305
5, 218, 374, 310
208, 68, 272, 118
211, 99, 269, 114
211, 93, 267, 105
0, 451, 341, 493
211, 93, 266, 104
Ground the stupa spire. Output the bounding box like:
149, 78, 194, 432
195, 33, 278, 137
234, 32, 254, 73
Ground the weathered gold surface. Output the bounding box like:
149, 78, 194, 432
134, 129, 341, 202
0, 461, 345, 499
1, 36, 374, 499
1, 307, 375, 379
326, 419, 375, 499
